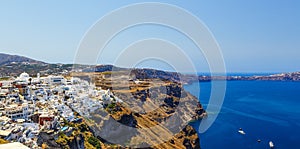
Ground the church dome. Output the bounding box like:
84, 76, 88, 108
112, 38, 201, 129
20, 72, 30, 79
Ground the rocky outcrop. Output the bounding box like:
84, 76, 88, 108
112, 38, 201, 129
67, 134, 84, 149
37, 132, 61, 149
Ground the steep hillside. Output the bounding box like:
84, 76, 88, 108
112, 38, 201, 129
0, 53, 45, 66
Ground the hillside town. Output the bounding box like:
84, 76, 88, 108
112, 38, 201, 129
0, 72, 122, 148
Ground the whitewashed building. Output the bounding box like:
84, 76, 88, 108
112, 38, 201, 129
4, 103, 33, 120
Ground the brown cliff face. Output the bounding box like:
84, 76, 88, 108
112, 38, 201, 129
153, 125, 200, 149
80, 71, 205, 149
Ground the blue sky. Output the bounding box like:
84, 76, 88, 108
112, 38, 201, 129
0, 0, 299, 73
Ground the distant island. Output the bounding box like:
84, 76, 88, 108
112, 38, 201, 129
186, 71, 300, 83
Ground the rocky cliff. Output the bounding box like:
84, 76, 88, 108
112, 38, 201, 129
76, 71, 205, 149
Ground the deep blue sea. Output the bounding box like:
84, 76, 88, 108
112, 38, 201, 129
184, 80, 300, 149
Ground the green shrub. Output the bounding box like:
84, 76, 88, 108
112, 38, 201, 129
88, 136, 101, 149
106, 103, 116, 109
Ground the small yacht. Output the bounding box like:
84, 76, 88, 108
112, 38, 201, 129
238, 128, 246, 135
257, 139, 261, 143
269, 141, 274, 148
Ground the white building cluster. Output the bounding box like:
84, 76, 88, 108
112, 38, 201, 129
0, 72, 122, 148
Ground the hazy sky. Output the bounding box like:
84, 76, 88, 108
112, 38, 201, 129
0, 0, 299, 73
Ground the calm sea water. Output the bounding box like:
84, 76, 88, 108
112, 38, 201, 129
184, 80, 300, 149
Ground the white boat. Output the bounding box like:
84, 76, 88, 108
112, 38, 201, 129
238, 128, 246, 135
238, 130, 246, 135
269, 141, 274, 148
